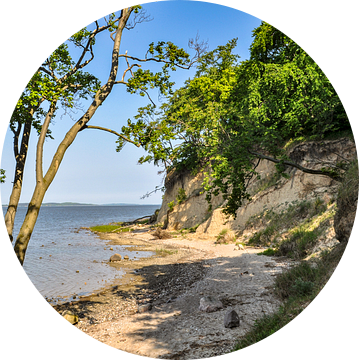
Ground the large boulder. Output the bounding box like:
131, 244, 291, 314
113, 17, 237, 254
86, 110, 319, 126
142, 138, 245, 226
199, 296, 223, 313
224, 310, 240, 328
109, 254, 122, 262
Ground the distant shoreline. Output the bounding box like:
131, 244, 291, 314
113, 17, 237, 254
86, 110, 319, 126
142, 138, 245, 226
2, 202, 161, 207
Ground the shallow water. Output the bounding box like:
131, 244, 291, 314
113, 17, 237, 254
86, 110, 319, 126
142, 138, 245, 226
3, 204, 159, 303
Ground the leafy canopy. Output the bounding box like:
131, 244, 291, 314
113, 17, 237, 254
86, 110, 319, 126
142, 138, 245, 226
11, 30, 101, 138
122, 22, 350, 217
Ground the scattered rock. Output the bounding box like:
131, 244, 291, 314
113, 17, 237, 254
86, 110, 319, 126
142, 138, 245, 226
224, 310, 240, 328
62, 310, 78, 325
124, 255, 129, 260
110, 254, 122, 262
138, 304, 152, 313
152, 228, 172, 239
264, 261, 276, 268
76, 270, 80, 273
199, 296, 223, 313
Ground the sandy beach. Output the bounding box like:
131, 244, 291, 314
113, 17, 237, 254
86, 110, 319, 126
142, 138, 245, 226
53, 227, 293, 359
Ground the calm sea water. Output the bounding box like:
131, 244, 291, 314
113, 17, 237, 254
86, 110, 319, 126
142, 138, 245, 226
3, 204, 160, 304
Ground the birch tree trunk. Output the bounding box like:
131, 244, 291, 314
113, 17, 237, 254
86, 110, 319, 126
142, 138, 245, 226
13, 8, 133, 265
5, 119, 32, 242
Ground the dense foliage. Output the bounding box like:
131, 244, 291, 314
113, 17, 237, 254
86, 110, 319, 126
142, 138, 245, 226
122, 22, 350, 217
11, 36, 101, 138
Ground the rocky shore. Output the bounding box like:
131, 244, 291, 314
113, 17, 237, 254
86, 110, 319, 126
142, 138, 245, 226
53, 227, 294, 359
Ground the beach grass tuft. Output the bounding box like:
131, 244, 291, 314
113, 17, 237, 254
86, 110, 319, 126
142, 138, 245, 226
90, 224, 132, 233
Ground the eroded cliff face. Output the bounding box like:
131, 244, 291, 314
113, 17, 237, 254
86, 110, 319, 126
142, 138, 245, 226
156, 169, 223, 230
157, 138, 357, 238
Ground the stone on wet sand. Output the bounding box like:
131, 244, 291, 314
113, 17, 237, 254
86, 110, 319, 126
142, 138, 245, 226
199, 296, 223, 313
62, 310, 78, 325
138, 304, 152, 313
110, 254, 122, 262
224, 309, 240, 328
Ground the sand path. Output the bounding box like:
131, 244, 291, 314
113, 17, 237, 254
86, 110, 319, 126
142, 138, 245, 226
70, 233, 292, 359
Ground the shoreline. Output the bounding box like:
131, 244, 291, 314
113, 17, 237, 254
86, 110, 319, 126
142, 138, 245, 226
53, 227, 210, 309
52, 226, 293, 358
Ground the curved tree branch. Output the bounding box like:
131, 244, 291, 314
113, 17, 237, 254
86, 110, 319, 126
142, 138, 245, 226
248, 150, 342, 181
80, 125, 140, 147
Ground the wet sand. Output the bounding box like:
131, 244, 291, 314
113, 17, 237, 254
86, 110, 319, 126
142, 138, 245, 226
53, 228, 210, 320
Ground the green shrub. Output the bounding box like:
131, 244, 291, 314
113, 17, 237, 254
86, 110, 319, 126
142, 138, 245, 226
248, 224, 277, 246
167, 200, 175, 212
176, 188, 187, 204
248, 231, 263, 245
314, 197, 325, 211
257, 248, 277, 256
189, 224, 199, 233
291, 278, 315, 297
278, 228, 320, 259
274, 261, 317, 300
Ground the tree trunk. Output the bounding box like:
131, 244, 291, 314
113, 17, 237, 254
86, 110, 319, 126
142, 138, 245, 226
13, 7, 134, 265
13, 184, 46, 265
5, 119, 32, 242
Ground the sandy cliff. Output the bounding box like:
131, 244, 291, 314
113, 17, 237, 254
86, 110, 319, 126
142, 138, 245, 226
157, 138, 356, 239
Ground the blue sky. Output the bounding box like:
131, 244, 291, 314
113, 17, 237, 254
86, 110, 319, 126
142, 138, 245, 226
0, 1, 261, 205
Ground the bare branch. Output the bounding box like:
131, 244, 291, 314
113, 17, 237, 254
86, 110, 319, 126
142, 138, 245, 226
188, 32, 209, 64
116, 52, 141, 83
81, 125, 140, 147
142, 89, 156, 107
125, 9, 153, 30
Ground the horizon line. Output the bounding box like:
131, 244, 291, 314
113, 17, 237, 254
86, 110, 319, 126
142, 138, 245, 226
2, 202, 161, 207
